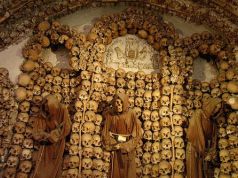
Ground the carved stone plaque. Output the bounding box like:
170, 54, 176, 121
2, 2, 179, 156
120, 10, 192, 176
105, 35, 160, 73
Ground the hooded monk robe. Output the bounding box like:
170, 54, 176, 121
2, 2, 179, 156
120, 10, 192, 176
102, 93, 142, 178
186, 97, 222, 178
31, 95, 71, 178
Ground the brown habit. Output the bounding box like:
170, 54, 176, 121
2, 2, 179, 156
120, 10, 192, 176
186, 97, 222, 178
31, 95, 71, 178
102, 93, 142, 178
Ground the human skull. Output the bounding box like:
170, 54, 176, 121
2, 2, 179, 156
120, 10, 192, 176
78, 90, 88, 101
21, 148, 32, 160
92, 159, 104, 171
82, 134, 93, 147
93, 134, 102, 147
82, 122, 95, 134
19, 101, 30, 112
174, 126, 183, 137
162, 86, 171, 96
7, 156, 19, 167
218, 138, 229, 150
68, 156, 80, 169
14, 122, 26, 134
160, 96, 170, 106
152, 121, 160, 132
162, 138, 172, 150
126, 71, 135, 81
158, 160, 171, 175
10, 145, 22, 156
144, 90, 152, 102
143, 120, 152, 131
220, 162, 232, 174
70, 133, 80, 145
173, 115, 186, 126
142, 152, 152, 164
69, 145, 79, 156
174, 137, 185, 149
82, 147, 93, 159
160, 127, 171, 139
227, 112, 238, 125
211, 88, 222, 98
19, 160, 32, 173
117, 78, 126, 88
116, 68, 126, 78
151, 152, 161, 164
143, 130, 152, 141
81, 80, 91, 92
173, 105, 183, 115
135, 88, 145, 97
159, 106, 170, 118
82, 158, 93, 169
93, 147, 103, 159
12, 133, 24, 145
150, 111, 159, 121
175, 148, 186, 160
136, 71, 145, 80
23, 138, 33, 149
220, 150, 230, 163
87, 101, 98, 112
136, 79, 145, 89
142, 110, 151, 121
142, 164, 152, 175
134, 107, 142, 118
174, 159, 185, 173
135, 97, 144, 107
174, 85, 184, 95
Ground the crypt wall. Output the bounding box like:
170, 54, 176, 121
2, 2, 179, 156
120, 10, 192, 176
0, 3, 238, 178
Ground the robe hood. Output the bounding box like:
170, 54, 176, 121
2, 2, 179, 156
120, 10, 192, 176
41, 94, 60, 119
202, 97, 222, 119
112, 93, 129, 113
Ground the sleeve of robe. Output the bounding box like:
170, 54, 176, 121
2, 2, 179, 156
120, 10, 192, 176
101, 111, 118, 151
187, 109, 206, 156
32, 104, 71, 143
48, 105, 72, 143
119, 112, 143, 153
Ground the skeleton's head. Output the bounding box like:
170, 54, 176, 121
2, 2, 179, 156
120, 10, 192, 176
143, 130, 152, 141
142, 110, 151, 121
7, 156, 19, 168
162, 138, 172, 150
19, 160, 32, 173
70, 133, 80, 145
160, 127, 171, 139
175, 148, 186, 160
21, 148, 32, 160
82, 134, 93, 147
158, 160, 171, 175
142, 152, 151, 164
174, 159, 185, 173
159, 106, 170, 118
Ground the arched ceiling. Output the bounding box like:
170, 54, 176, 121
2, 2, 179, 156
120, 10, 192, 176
0, 0, 238, 51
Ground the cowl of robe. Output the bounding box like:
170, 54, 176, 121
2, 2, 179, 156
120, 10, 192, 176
102, 93, 142, 178
186, 97, 222, 178
31, 95, 71, 178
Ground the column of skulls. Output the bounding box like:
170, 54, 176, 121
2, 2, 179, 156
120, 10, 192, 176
141, 72, 162, 178
0, 68, 18, 176
158, 48, 187, 178
214, 49, 238, 178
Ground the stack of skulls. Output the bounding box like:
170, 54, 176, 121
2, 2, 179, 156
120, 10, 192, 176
215, 48, 238, 178
0, 68, 18, 174
158, 53, 186, 178
65, 64, 109, 178
3, 20, 79, 178
216, 111, 238, 178
3, 67, 38, 178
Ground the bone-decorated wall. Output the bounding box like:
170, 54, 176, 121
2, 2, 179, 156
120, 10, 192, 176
0, 5, 238, 178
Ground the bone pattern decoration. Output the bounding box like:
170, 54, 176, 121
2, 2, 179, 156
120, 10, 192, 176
2, 5, 238, 178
